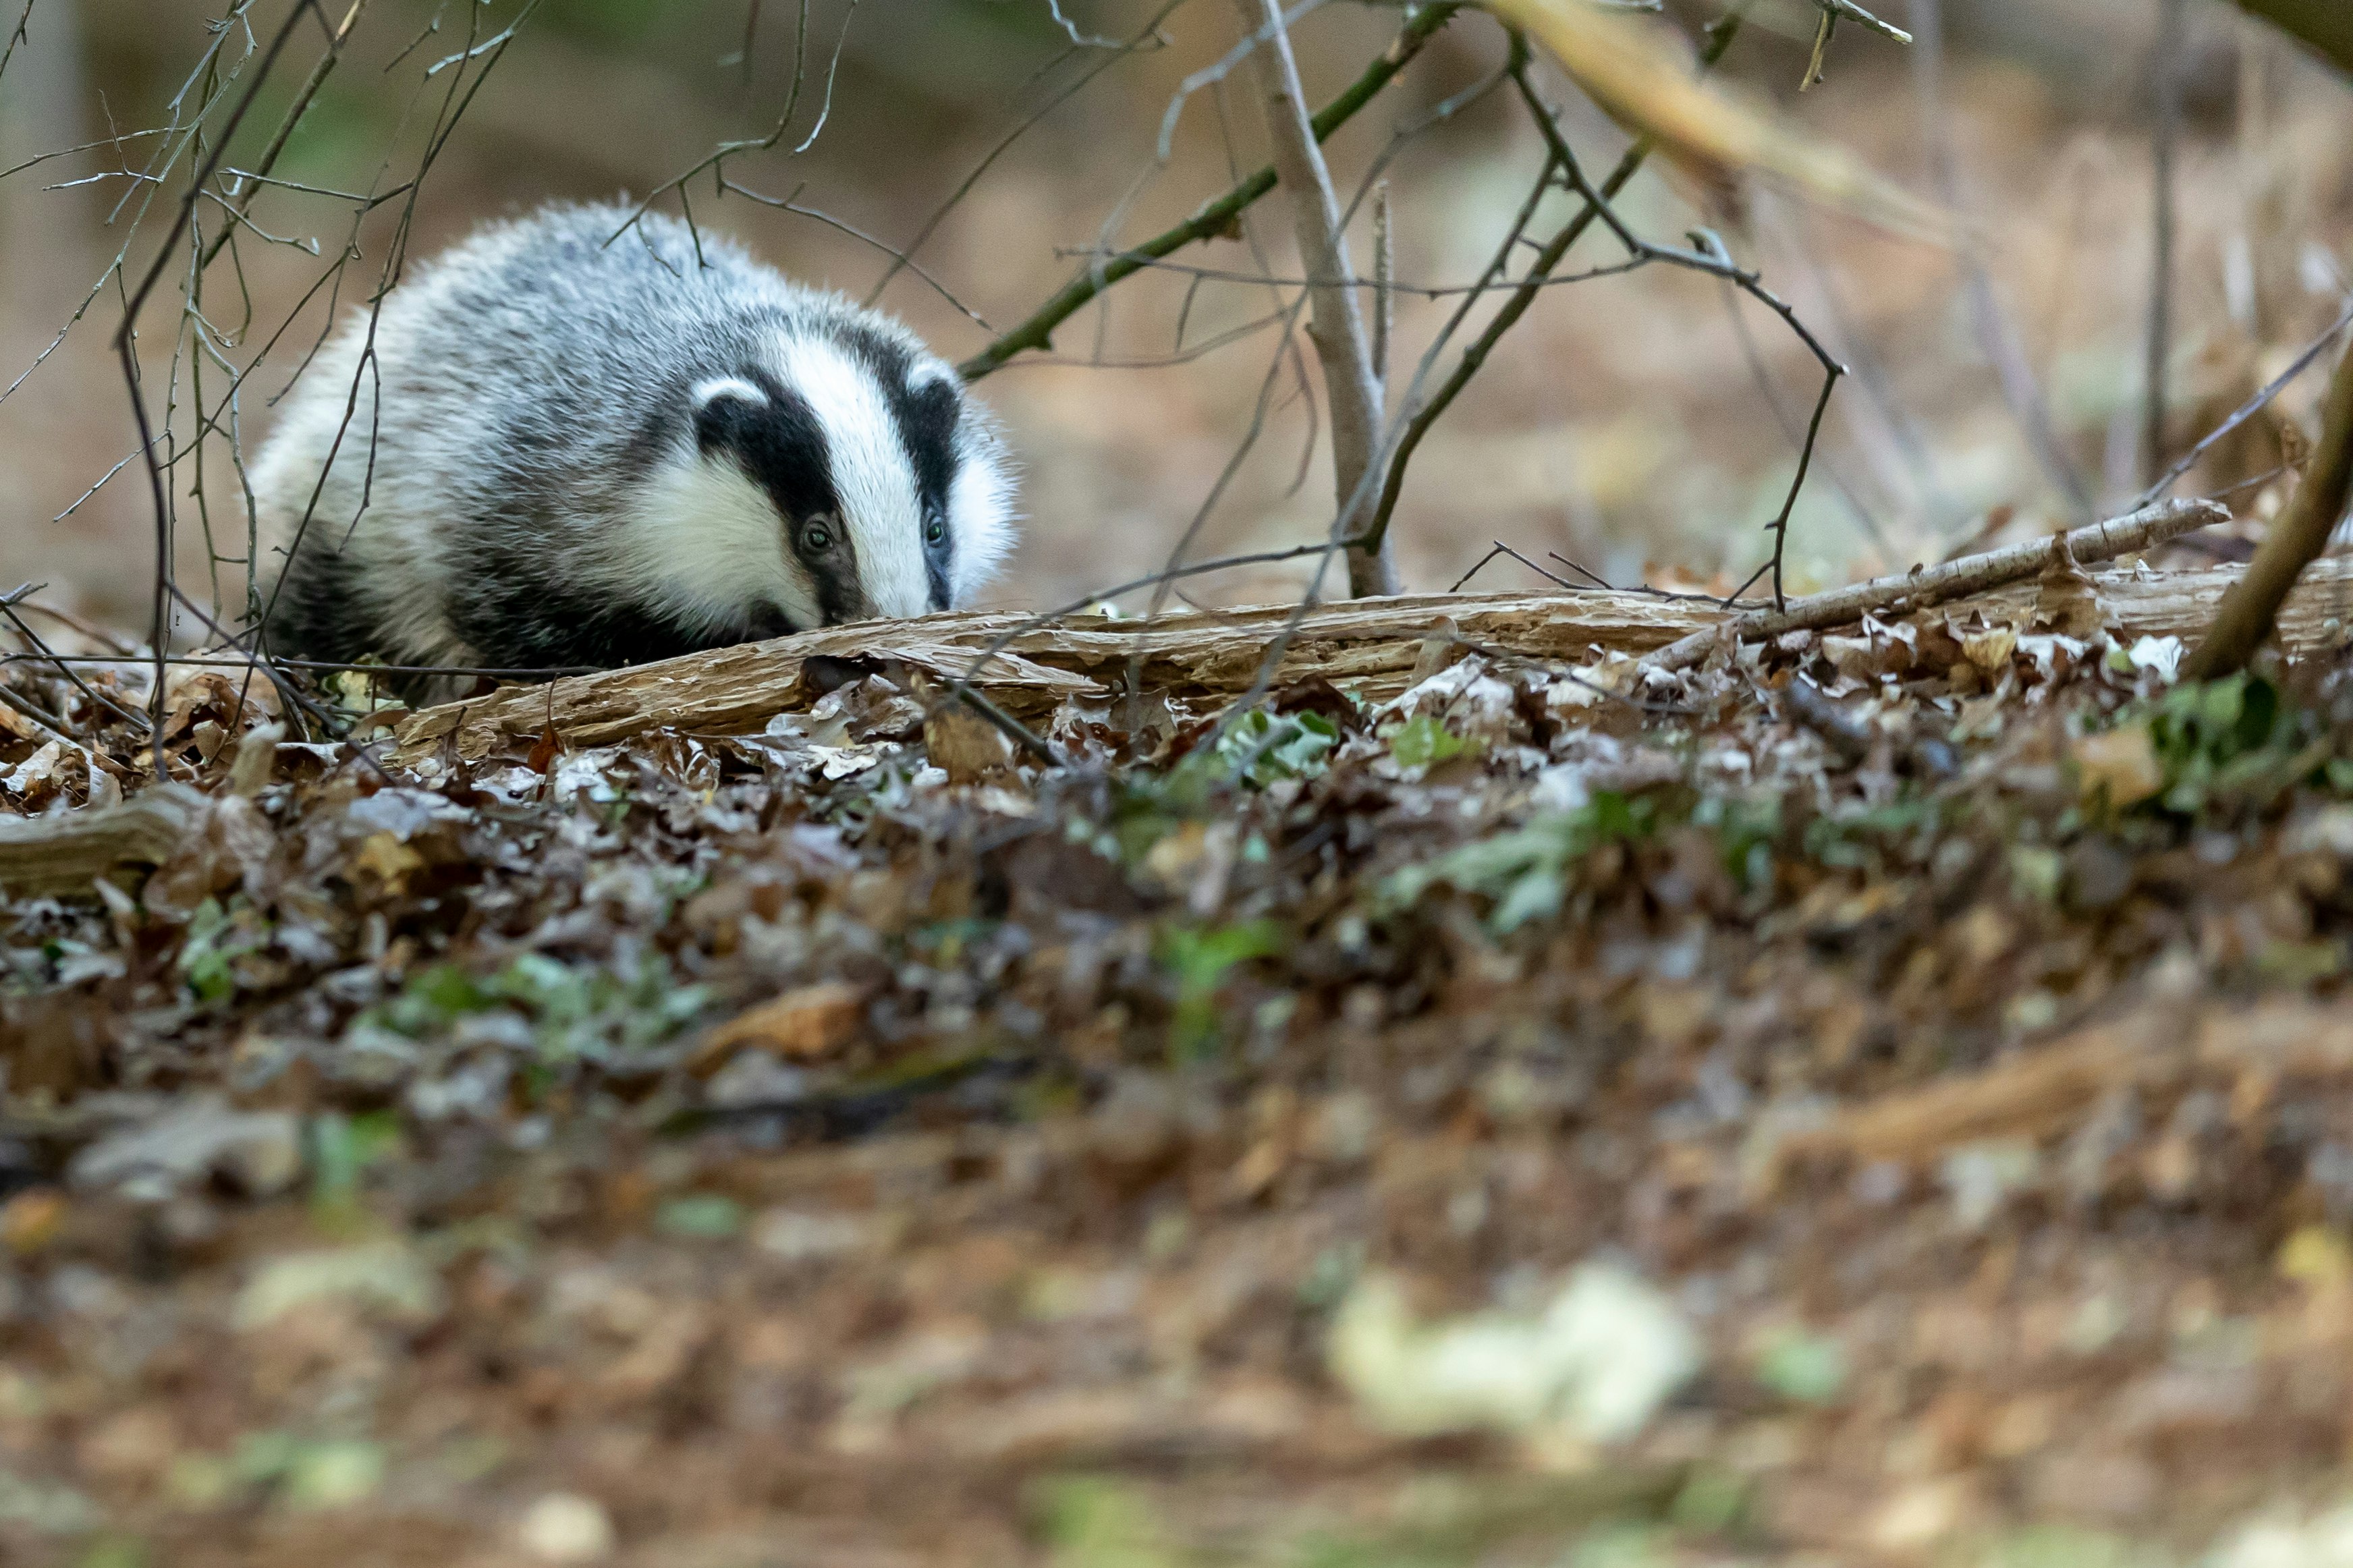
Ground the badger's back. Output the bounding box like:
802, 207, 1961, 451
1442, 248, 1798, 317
250, 202, 1012, 684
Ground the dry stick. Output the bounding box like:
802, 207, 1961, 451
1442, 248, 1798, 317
1638, 495, 2227, 673
0, 599, 152, 735
394, 544, 2353, 764
1359, 7, 1749, 561
115, 0, 327, 770
1236, 0, 1393, 598
0, 0, 33, 86
2134, 297, 2353, 509
866, 0, 1182, 314
2182, 342, 2353, 679
2145, 0, 2186, 484
198, 0, 371, 273
1510, 72, 1846, 611
958, 2, 1462, 381
1371, 180, 1394, 391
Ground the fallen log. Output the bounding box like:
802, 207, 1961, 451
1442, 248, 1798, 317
0, 785, 209, 898
391, 551, 2353, 764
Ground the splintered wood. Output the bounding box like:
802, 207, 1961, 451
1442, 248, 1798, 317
392, 554, 2353, 764
0, 785, 210, 897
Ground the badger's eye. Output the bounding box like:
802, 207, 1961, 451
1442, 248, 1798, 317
924, 517, 946, 547
802, 515, 835, 552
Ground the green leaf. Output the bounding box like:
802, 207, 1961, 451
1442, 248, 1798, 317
1387, 712, 1470, 772
1217, 708, 1339, 787
1158, 920, 1288, 1059
1384, 793, 1659, 931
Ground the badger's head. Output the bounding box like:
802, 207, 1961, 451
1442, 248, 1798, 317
625, 323, 1015, 642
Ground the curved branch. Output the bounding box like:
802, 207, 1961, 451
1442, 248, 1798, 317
958, 1, 1462, 382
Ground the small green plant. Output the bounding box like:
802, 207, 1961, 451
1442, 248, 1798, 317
1157, 919, 1288, 1061
177, 897, 270, 1005
1218, 708, 1341, 787
362, 954, 707, 1059
1385, 792, 1659, 932
1694, 793, 1781, 890
2140, 673, 2328, 814
308, 1111, 404, 1225
1385, 712, 1474, 773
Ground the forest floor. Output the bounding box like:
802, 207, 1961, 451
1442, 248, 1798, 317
11, 569, 2353, 1566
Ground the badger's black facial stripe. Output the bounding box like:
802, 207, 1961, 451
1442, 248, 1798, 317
831, 326, 964, 613
693, 369, 868, 624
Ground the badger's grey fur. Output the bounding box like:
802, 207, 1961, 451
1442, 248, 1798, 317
250, 201, 1015, 693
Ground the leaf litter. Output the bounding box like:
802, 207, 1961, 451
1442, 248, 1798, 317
10, 593, 2353, 1562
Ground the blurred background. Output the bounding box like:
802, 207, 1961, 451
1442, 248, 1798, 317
0, 0, 2348, 636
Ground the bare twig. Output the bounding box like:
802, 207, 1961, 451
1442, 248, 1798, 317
1450, 540, 1576, 593
1236, 0, 1392, 597
2135, 297, 2353, 508
2182, 342, 2353, 679
958, 3, 1462, 380
1638, 496, 2227, 673
0, 0, 33, 86
0, 601, 153, 735
1360, 7, 1750, 561
1371, 180, 1394, 391
114, 1, 328, 768
199, 0, 372, 273
1504, 67, 1847, 610
867, 0, 1184, 314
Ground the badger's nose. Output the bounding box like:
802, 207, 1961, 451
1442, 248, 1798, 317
742, 604, 798, 641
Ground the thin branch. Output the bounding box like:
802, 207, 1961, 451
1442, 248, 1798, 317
1371, 180, 1394, 391
0, 603, 154, 734
1237, 0, 1391, 596
2182, 341, 2353, 679
1638, 496, 2228, 673
867, 0, 1185, 311
199, 0, 372, 272
114, 0, 327, 765
959, 2, 1462, 380
1360, 7, 1749, 563
0, 0, 33, 86
2136, 298, 2353, 509
719, 178, 993, 329
1451, 540, 1576, 593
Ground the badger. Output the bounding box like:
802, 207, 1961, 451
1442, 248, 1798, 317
249, 201, 1016, 700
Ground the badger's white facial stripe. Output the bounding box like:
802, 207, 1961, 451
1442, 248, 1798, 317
690, 376, 769, 413
611, 451, 819, 635
947, 454, 1016, 602
772, 335, 931, 619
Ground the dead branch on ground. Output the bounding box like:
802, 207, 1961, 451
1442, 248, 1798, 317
0, 785, 206, 897
388, 528, 2353, 766
1638, 496, 2226, 673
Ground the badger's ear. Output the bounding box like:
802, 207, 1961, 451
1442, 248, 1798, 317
689, 376, 770, 453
